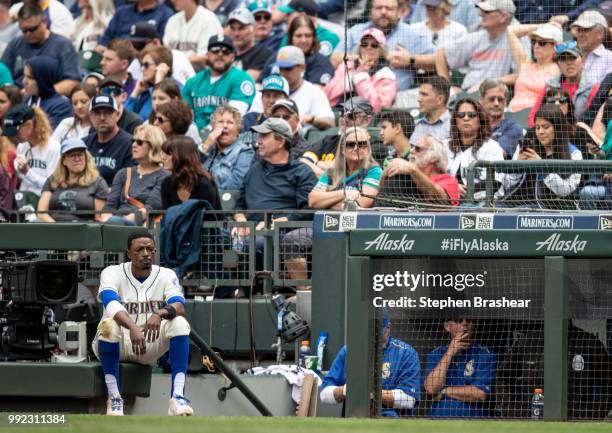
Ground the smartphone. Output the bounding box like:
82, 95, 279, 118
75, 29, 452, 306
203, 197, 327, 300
518, 138, 532, 152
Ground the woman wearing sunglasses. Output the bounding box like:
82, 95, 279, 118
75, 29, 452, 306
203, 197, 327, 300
527, 42, 600, 128
324, 28, 397, 113
507, 23, 562, 113
51, 83, 96, 143
126, 46, 175, 121
100, 124, 167, 226
308, 127, 382, 210
446, 99, 504, 200
144, 79, 201, 145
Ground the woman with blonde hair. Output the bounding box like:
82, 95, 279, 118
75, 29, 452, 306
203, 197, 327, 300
5, 105, 59, 198
308, 127, 383, 209
101, 124, 167, 226
37, 138, 107, 222
73, 0, 115, 51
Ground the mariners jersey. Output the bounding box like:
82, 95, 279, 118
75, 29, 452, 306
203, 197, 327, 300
425, 344, 497, 418
182, 66, 255, 131
98, 263, 185, 327
322, 338, 420, 417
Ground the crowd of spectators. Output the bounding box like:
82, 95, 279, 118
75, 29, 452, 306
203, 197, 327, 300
0, 0, 611, 227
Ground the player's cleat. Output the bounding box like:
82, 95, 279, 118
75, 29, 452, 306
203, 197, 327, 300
106, 396, 124, 416
168, 395, 194, 416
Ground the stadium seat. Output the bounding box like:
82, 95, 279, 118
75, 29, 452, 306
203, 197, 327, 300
508, 108, 532, 130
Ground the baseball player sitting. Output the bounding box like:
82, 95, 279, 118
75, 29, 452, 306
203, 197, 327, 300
92, 231, 193, 416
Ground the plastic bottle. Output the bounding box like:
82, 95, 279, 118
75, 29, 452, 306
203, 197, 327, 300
531, 388, 544, 419
298, 340, 311, 367
232, 234, 244, 253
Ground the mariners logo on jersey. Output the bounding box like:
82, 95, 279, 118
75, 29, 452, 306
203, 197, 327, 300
240, 80, 255, 97
464, 359, 474, 377
98, 263, 184, 326
319, 41, 333, 57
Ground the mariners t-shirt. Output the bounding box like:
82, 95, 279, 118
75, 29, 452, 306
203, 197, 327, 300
84, 129, 135, 185
183, 66, 255, 131
42, 176, 108, 221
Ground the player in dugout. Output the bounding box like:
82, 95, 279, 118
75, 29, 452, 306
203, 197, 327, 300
92, 231, 193, 416
320, 314, 420, 417
424, 313, 497, 418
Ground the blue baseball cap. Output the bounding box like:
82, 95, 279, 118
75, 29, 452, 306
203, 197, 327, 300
61, 138, 88, 155
262, 75, 289, 96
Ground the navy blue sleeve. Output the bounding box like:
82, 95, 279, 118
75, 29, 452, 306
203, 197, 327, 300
56, 38, 81, 81
424, 347, 443, 385
306, 54, 334, 86
295, 165, 318, 210
98, 14, 119, 46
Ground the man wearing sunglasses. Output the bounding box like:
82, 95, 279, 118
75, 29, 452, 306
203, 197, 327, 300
99, 76, 144, 135
435, 0, 521, 93
163, 0, 223, 70
183, 35, 256, 131
570, 10, 612, 85
2, 3, 79, 96
248, 0, 283, 52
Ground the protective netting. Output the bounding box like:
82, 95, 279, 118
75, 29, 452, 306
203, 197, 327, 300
334, 0, 612, 212
369, 257, 612, 420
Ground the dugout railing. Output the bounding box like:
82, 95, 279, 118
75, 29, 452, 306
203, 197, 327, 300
0, 210, 316, 293
334, 217, 612, 421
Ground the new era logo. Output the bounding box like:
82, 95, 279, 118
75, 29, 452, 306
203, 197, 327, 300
599, 215, 612, 230
323, 214, 340, 231
460, 215, 476, 230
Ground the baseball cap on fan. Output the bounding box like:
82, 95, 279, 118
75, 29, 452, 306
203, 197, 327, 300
530, 23, 563, 44
251, 117, 293, 141
262, 75, 290, 96
228, 7, 255, 25
248, 0, 271, 15
279, 0, 318, 16
275, 45, 306, 68
571, 10, 608, 28
476, 0, 516, 14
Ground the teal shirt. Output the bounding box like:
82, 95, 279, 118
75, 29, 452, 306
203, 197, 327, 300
315, 166, 383, 191
0, 62, 13, 86
280, 25, 340, 57
182, 66, 255, 131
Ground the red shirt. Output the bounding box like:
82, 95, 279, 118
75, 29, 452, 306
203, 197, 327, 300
430, 174, 460, 206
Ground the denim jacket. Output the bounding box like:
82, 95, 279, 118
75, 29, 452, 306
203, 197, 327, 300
201, 139, 254, 192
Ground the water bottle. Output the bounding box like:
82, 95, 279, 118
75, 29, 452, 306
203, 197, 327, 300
232, 234, 244, 253
298, 340, 311, 368
531, 388, 544, 419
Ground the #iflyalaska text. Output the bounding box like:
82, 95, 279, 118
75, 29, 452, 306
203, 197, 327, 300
372, 296, 532, 309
